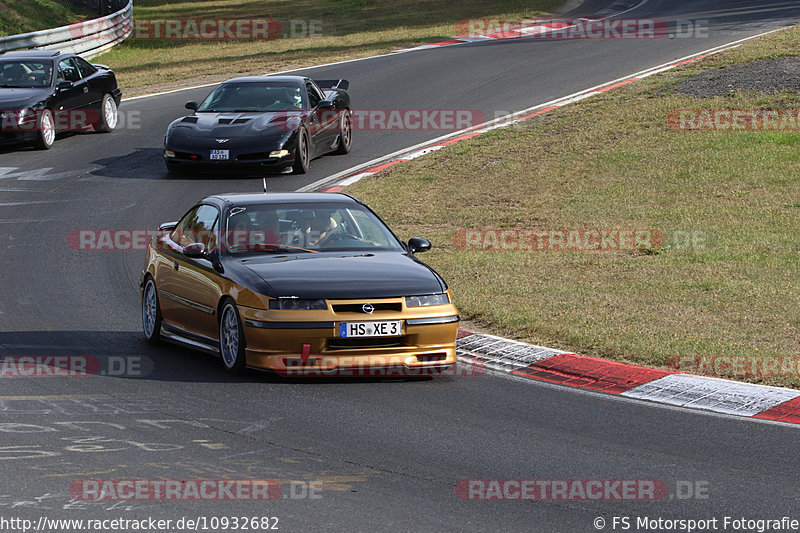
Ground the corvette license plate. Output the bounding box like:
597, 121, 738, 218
340, 321, 402, 337
210, 149, 229, 160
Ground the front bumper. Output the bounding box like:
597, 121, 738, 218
238, 300, 459, 377
164, 136, 295, 171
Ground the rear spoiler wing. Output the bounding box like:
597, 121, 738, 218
314, 79, 349, 91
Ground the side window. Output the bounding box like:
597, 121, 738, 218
305, 82, 322, 108
57, 58, 81, 83
171, 205, 219, 249
73, 57, 97, 78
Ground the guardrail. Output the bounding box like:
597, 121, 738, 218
0, 0, 133, 58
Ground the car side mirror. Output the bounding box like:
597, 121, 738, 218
183, 242, 206, 258
159, 221, 178, 232
57, 80, 73, 90
317, 100, 333, 110
407, 237, 431, 253
185, 101, 198, 111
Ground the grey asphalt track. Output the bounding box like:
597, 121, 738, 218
1, 1, 800, 531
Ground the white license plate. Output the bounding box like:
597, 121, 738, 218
210, 149, 229, 160
340, 321, 402, 338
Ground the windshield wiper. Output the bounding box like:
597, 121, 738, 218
233, 244, 319, 254
265, 245, 318, 254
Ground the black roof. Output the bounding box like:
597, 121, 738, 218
205, 192, 359, 207
0, 50, 62, 59
220, 75, 306, 86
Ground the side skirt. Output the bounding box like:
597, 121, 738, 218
160, 321, 219, 355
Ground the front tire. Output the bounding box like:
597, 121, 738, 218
142, 277, 162, 344
33, 109, 55, 150
219, 300, 246, 374
96, 94, 118, 133
292, 129, 310, 174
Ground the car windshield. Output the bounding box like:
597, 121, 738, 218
222, 203, 405, 254
0, 60, 53, 88
197, 83, 304, 112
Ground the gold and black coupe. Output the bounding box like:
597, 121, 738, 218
140, 192, 459, 376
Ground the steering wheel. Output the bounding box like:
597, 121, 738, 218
318, 231, 361, 247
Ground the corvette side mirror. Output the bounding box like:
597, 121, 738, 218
57, 80, 73, 90
185, 101, 198, 111
317, 100, 333, 110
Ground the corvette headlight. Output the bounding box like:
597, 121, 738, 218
269, 298, 327, 310
167, 126, 191, 138
269, 150, 289, 158
405, 293, 450, 307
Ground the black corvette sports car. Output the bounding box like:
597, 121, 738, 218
0, 50, 121, 149
164, 75, 352, 175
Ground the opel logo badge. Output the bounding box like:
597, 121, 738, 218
362, 303, 375, 314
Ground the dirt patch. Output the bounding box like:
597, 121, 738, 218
678, 56, 800, 97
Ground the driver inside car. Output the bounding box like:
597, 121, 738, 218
304, 210, 338, 247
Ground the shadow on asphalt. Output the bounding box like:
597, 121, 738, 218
90, 147, 177, 180
0, 330, 439, 385
90, 148, 295, 180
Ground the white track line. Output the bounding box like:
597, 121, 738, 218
298, 26, 788, 192
124, 0, 651, 102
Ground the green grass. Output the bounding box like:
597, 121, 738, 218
94, 0, 562, 95
346, 25, 800, 389
0, 0, 92, 36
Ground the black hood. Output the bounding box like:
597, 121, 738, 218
235, 251, 446, 299
168, 111, 303, 138
0, 87, 51, 109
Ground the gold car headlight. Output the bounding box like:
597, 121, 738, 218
405, 293, 450, 307
269, 298, 327, 310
